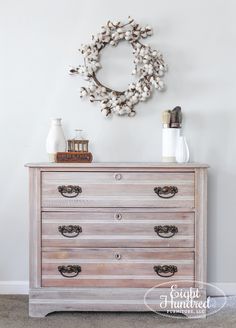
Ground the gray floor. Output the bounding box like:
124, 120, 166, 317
0, 295, 236, 328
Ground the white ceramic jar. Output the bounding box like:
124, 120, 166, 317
162, 128, 180, 162
46, 118, 66, 162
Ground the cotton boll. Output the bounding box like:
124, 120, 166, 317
101, 108, 109, 117
158, 80, 165, 89
114, 33, 120, 41
140, 49, 145, 56
112, 100, 119, 106
124, 107, 131, 114
80, 89, 87, 97
152, 50, 157, 57
101, 102, 107, 109
115, 106, 121, 112
120, 95, 126, 102
128, 16, 133, 23
118, 108, 127, 116
148, 69, 153, 75
129, 83, 136, 90
104, 36, 110, 43
101, 26, 106, 33
89, 85, 96, 92
107, 21, 113, 28
97, 34, 103, 42
128, 110, 136, 117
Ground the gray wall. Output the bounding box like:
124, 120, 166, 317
0, 0, 235, 289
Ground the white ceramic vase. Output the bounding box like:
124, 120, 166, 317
175, 135, 190, 163
162, 128, 181, 162
46, 118, 66, 162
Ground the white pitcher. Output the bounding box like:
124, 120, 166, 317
175, 135, 190, 163
46, 118, 66, 162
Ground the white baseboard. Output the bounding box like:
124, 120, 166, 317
0, 281, 29, 294
0, 281, 235, 296
207, 283, 236, 297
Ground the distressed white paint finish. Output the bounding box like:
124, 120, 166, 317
42, 211, 194, 248
42, 249, 194, 288
29, 287, 206, 318
27, 163, 207, 317
42, 171, 194, 208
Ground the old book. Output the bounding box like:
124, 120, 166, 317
56, 152, 93, 163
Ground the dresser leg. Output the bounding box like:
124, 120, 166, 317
29, 304, 50, 318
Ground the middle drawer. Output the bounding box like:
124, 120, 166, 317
42, 211, 194, 248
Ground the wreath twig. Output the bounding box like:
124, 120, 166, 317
70, 17, 167, 117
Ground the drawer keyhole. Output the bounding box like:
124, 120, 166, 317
115, 213, 122, 220
115, 253, 122, 260
114, 173, 122, 181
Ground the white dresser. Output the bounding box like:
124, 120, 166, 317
26, 163, 208, 318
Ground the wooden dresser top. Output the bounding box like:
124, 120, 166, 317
25, 162, 209, 168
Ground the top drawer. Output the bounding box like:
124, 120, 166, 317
42, 171, 194, 208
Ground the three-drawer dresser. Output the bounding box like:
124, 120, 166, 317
26, 162, 208, 318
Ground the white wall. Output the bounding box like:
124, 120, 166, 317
0, 0, 236, 291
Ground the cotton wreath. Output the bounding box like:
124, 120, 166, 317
70, 17, 167, 117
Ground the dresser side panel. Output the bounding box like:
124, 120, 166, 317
29, 168, 42, 288
195, 168, 207, 288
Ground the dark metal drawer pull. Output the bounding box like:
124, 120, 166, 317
154, 225, 178, 238
58, 185, 82, 198
153, 265, 178, 277
58, 265, 81, 278
154, 186, 178, 199
58, 225, 82, 238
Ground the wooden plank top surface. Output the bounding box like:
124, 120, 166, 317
25, 162, 209, 168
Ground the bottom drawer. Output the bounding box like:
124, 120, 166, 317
42, 249, 194, 288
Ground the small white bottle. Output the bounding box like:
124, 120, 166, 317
175, 135, 190, 163
46, 118, 66, 162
